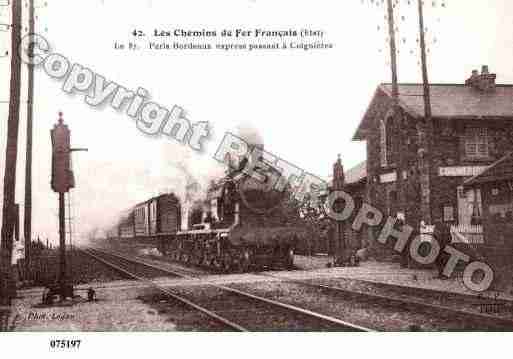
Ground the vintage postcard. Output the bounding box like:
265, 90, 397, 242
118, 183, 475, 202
0, 0, 512, 357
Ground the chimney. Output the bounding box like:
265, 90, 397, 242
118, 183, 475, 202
466, 65, 496, 92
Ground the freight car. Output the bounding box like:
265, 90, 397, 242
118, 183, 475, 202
133, 193, 182, 247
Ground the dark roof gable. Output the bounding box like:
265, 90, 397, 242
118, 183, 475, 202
353, 83, 513, 141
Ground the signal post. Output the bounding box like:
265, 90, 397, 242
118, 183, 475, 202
50, 112, 75, 300
331, 155, 346, 266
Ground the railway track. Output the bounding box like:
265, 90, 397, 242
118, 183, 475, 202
85, 247, 513, 330
255, 272, 513, 331
81, 247, 373, 332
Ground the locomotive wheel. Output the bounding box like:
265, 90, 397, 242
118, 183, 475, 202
237, 250, 251, 273
195, 256, 204, 266
212, 258, 223, 272
285, 248, 295, 269
222, 256, 232, 273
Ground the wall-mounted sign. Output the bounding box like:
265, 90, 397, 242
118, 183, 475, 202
380, 172, 397, 184
438, 166, 488, 177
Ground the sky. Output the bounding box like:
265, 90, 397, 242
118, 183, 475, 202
1, 0, 513, 244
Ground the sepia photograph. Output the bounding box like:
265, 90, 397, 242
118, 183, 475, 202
0, 0, 513, 356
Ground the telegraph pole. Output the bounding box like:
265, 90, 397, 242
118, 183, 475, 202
0, 0, 23, 306
417, 0, 433, 225
385, 0, 407, 222
386, 0, 400, 103
24, 0, 36, 274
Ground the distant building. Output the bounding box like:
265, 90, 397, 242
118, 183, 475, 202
352, 66, 513, 259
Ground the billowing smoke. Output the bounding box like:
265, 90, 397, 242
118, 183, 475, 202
85, 121, 265, 236
161, 143, 223, 230
235, 121, 264, 149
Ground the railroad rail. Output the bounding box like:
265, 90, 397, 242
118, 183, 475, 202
81, 247, 373, 332
256, 272, 513, 331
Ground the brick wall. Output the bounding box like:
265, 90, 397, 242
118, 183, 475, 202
362, 89, 513, 261
430, 119, 513, 224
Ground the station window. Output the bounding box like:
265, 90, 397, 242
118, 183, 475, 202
443, 205, 455, 222
464, 127, 489, 159
380, 115, 396, 168
380, 119, 388, 167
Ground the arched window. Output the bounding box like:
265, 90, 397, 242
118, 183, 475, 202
380, 119, 388, 167
380, 113, 394, 168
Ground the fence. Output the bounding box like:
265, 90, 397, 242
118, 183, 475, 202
450, 224, 484, 244
17, 256, 59, 285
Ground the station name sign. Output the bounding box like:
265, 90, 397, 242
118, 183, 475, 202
438, 166, 488, 177
380, 172, 397, 184
379, 171, 408, 184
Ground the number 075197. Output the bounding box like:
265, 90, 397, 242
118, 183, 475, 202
49, 340, 81, 350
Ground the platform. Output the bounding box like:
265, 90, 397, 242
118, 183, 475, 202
293, 255, 513, 300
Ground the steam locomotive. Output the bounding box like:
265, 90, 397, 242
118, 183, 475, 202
106, 149, 308, 272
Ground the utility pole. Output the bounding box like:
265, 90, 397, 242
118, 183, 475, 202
417, 0, 433, 225
0, 0, 23, 306
386, 0, 400, 103
24, 0, 36, 274
386, 0, 407, 221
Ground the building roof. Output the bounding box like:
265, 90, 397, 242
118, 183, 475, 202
354, 83, 513, 140
464, 152, 513, 187
345, 161, 367, 185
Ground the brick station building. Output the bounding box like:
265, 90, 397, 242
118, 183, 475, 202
463, 152, 513, 287
349, 66, 513, 261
